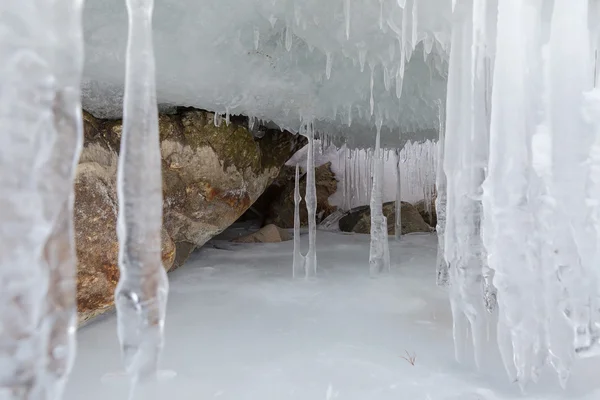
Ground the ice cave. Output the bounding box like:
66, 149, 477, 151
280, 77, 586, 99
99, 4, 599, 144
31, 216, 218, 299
2, 0, 600, 399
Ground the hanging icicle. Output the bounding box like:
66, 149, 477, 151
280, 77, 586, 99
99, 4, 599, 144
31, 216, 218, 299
395, 146, 402, 240
304, 121, 318, 278
0, 0, 84, 398
292, 164, 304, 278
435, 101, 449, 287
369, 119, 391, 275
115, 0, 169, 390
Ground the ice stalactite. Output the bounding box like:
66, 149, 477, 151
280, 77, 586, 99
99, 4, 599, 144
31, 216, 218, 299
435, 101, 448, 287
369, 120, 391, 276
0, 0, 84, 397
40, 0, 86, 398
292, 164, 305, 278
444, 0, 488, 370
304, 122, 318, 278
395, 147, 402, 240
115, 0, 169, 390
547, 0, 595, 363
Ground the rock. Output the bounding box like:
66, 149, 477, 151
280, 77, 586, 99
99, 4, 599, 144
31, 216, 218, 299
232, 224, 291, 243
414, 197, 437, 227
257, 162, 338, 228
74, 146, 176, 325
338, 201, 433, 235
76, 108, 301, 323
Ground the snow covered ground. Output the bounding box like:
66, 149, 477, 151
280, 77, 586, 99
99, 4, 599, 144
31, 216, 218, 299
64, 231, 600, 400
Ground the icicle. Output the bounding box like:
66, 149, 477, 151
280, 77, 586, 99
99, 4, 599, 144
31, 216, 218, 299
395, 147, 402, 240
369, 118, 391, 275
292, 164, 304, 278
358, 47, 367, 72
411, 0, 418, 50
443, 0, 487, 372
116, 0, 169, 388
326, 51, 333, 79
379, 0, 384, 30
347, 104, 352, 126
435, 101, 448, 286
397, 0, 407, 8
285, 26, 293, 51
344, 0, 350, 40
304, 122, 318, 278
214, 112, 222, 127
225, 107, 231, 126
0, 0, 85, 397
253, 26, 260, 50
396, 64, 404, 99
370, 64, 375, 116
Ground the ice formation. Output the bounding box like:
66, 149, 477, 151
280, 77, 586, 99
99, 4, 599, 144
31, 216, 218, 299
292, 164, 304, 278
395, 148, 403, 240
114, 0, 169, 389
0, 0, 84, 398
369, 121, 391, 275
303, 122, 318, 278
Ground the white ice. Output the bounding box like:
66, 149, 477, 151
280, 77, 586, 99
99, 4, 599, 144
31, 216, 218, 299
63, 231, 600, 400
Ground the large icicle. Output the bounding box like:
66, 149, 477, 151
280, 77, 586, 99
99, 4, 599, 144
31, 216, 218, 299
115, 0, 169, 388
369, 120, 391, 276
0, 0, 84, 398
444, 0, 488, 370
292, 164, 305, 278
304, 122, 318, 278
435, 101, 449, 287
40, 0, 86, 398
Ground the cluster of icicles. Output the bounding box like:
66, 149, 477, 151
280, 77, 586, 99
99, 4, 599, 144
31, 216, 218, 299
435, 0, 600, 391
3, 0, 600, 399
0, 0, 166, 398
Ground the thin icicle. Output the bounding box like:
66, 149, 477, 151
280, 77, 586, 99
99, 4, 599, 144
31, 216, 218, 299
253, 26, 260, 50
395, 147, 403, 240
369, 119, 391, 275
292, 164, 304, 278
304, 122, 318, 278
285, 26, 293, 51
115, 0, 169, 388
344, 0, 350, 40
326, 51, 333, 79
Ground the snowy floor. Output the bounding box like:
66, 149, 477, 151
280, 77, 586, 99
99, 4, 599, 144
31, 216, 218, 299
65, 231, 600, 400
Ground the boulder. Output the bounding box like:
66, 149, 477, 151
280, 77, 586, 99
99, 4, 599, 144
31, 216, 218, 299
232, 224, 291, 243
414, 197, 437, 227
338, 201, 433, 235
257, 162, 338, 228
76, 108, 300, 324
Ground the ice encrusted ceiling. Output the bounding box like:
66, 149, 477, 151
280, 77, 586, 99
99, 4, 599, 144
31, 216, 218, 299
81, 0, 450, 146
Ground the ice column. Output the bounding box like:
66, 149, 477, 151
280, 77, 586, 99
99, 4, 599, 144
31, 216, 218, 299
435, 101, 449, 287
369, 121, 391, 276
304, 122, 318, 278
0, 0, 84, 398
444, 0, 488, 370
115, 0, 169, 387
292, 164, 305, 278
395, 147, 402, 240
40, 0, 86, 398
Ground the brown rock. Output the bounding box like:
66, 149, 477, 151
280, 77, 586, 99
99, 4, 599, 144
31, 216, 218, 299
74, 146, 176, 325
75, 108, 300, 323
414, 197, 437, 227
338, 201, 432, 235
232, 224, 291, 243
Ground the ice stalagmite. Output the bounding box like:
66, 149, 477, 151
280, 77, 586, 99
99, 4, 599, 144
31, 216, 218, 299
369, 121, 391, 276
0, 0, 84, 397
115, 0, 169, 387
444, 0, 487, 370
304, 122, 318, 278
292, 164, 305, 278
435, 101, 448, 287
395, 147, 402, 240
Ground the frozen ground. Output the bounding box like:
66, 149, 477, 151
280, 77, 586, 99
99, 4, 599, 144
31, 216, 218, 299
64, 231, 600, 400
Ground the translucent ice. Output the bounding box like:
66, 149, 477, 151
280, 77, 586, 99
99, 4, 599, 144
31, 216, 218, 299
115, 0, 169, 387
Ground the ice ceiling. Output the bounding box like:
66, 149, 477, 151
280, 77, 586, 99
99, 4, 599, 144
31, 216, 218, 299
81, 0, 450, 145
